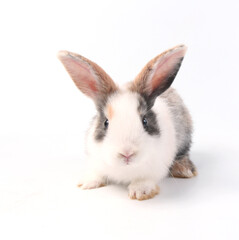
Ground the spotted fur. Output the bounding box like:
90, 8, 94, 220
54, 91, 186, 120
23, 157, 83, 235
58, 45, 197, 201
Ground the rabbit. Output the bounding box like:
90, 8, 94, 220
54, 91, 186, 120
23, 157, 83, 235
58, 45, 197, 201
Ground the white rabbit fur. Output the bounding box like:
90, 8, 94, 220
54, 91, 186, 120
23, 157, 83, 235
58, 45, 196, 200
85, 90, 176, 183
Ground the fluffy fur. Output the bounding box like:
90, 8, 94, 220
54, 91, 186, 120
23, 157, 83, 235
58, 45, 197, 201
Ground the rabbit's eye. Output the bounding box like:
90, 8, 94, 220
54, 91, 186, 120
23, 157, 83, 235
142, 117, 148, 127
104, 119, 109, 129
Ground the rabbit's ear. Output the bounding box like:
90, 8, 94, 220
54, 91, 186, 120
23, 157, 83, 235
58, 51, 118, 104
130, 45, 187, 107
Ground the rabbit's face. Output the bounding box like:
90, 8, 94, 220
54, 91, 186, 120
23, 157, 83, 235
96, 90, 160, 167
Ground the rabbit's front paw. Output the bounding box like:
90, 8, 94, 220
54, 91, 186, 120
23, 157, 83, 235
78, 177, 106, 190
128, 180, 159, 201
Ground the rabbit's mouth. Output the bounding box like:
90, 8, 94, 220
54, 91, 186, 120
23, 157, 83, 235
118, 152, 137, 165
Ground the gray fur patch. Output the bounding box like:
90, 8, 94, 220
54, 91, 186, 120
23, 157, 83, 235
160, 88, 193, 159
138, 95, 160, 136
175, 144, 191, 160
138, 95, 148, 113
94, 92, 119, 141
94, 110, 108, 141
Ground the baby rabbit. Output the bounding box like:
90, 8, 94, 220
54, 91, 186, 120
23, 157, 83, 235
58, 45, 197, 201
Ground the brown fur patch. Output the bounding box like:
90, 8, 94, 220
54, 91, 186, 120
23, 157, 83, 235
58, 51, 118, 99
170, 156, 197, 178
129, 55, 158, 95
80, 55, 118, 96
129, 45, 186, 95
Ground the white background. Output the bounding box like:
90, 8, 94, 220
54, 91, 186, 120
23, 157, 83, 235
0, 0, 239, 239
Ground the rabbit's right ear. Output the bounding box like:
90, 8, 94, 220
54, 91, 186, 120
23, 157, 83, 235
130, 45, 187, 108
58, 51, 118, 104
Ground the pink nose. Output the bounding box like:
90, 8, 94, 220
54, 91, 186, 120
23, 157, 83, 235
119, 152, 135, 164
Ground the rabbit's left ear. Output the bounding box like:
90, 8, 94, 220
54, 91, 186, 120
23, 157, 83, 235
130, 45, 187, 107
58, 51, 118, 105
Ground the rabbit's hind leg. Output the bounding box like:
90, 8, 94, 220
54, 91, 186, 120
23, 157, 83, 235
169, 155, 197, 178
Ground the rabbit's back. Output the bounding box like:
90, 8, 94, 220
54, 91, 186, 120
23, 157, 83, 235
160, 88, 193, 159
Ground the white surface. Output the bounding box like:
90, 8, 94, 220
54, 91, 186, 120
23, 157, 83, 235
0, 0, 239, 239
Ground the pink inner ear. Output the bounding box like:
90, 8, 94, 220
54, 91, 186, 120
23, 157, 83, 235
151, 47, 186, 91
88, 80, 98, 93
151, 56, 173, 90
60, 55, 99, 98
73, 61, 98, 93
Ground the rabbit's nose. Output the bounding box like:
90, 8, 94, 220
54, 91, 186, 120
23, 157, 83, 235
118, 152, 136, 165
